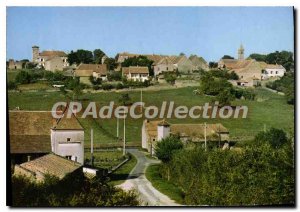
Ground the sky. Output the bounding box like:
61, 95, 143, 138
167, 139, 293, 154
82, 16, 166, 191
6, 7, 294, 62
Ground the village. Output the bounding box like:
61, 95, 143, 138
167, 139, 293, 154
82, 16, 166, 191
6, 41, 295, 206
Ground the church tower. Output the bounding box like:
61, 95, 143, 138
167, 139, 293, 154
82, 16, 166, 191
238, 44, 244, 60
32, 45, 39, 63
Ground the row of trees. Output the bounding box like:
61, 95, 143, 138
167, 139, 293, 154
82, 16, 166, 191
11, 173, 139, 206
155, 129, 294, 205
249, 51, 294, 71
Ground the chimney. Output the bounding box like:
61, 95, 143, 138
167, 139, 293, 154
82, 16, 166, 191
157, 119, 170, 141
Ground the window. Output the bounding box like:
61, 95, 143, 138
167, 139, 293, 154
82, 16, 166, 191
67, 138, 71, 142
276, 71, 278, 74
166, 67, 168, 71
66, 156, 72, 160
271, 71, 273, 74
153, 138, 156, 141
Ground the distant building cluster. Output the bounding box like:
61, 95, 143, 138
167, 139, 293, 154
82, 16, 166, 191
218, 45, 286, 87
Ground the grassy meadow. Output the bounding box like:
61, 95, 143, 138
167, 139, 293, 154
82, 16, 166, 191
8, 86, 294, 147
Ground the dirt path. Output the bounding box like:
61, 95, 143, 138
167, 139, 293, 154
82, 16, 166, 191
117, 149, 181, 206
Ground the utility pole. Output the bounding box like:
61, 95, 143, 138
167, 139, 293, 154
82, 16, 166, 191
123, 114, 126, 156
204, 122, 207, 151
91, 128, 94, 167
140, 89, 143, 113
117, 117, 119, 139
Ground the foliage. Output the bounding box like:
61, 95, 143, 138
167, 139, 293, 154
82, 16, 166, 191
254, 128, 288, 149
67, 49, 94, 65
107, 71, 122, 81
164, 72, 177, 85
199, 74, 233, 96
209, 62, 218, 69
89, 75, 102, 86
209, 69, 239, 80
249, 51, 294, 71
11, 174, 139, 206
7, 81, 17, 90
102, 83, 114, 91
15, 71, 31, 84
266, 72, 294, 104
93, 49, 106, 64
158, 131, 294, 205
222, 55, 234, 59
104, 58, 118, 71
155, 135, 183, 163
214, 89, 235, 106
121, 56, 154, 76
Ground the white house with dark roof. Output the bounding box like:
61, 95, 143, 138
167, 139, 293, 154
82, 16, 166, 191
122, 66, 150, 82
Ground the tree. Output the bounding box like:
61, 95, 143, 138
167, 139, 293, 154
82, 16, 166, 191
155, 135, 183, 163
164, 72, 177, 85
222, 55, 234, 59
67, 49, 93, 65
93, 49, 106, 64
89, 75, 102, 85
15, 71, 31, 84
255, 128, 288, 149
215, 89, 235, 106
209, 62, 218, 69
104, 57, 118, 71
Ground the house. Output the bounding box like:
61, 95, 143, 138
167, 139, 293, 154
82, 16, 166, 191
169, 55, 196, 74
116, 52, 166, 65
261, 63, 286, 79
8, 59, 23, 70
14, 153, 82, 182
75, 63, 108, 84
142, 119, 229, 155
189, 55, 209, 71
32, 45, 69, 71
153, 57, 177, 76
9, 110, 85, 165
122, 66, 150, 82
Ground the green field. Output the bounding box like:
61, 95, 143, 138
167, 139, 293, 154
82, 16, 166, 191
8, 86, 294, 146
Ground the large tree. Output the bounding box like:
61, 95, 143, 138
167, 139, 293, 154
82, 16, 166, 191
93, 49, 106, 64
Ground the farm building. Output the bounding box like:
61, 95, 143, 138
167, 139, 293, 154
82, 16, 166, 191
9, 109, 84, 165
142, 119, 229, 155
14, 153, 82, 182
75, 63, 108, 84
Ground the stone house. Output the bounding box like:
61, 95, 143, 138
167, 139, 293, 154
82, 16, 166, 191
189, 55, 209, 71
14, 153, 82, 182
122, 66, 150, 82
9, 110, 85, 165
75, 63, 108, 84
142, 119, 229, 155
32, 45, 69, 71
169, 55, 196, 74
153, 57, 177, 76
8, 59, 23, 70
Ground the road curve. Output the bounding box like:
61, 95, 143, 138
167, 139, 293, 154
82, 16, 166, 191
117, 149, 181, 206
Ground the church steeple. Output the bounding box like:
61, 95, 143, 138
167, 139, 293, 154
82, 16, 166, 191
238, 44, 244, 60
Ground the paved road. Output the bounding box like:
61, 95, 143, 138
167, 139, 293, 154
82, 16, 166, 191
117, 149, 181, 206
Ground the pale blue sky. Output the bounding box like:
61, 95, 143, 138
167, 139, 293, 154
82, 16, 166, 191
6, 7, 294, 62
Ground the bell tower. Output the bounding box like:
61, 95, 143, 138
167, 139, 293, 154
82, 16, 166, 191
32, 45, 39, 62
238, 44, 244, 60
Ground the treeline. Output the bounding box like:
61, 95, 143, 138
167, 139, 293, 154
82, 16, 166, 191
67, 49, 118, 70
11, 173, 139, 206
266, 72, 294, 105
249, 51, 294, 71
155, 129, 294, 206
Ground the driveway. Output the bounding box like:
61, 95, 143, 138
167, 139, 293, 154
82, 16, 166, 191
117, 149, 181, 206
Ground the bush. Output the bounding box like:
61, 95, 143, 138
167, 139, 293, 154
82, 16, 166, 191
115, 83, 124, 90
15, 71, 31, 84
102, 83, 114, 90
7, 81, 17, 90
254, 128, 288, 149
